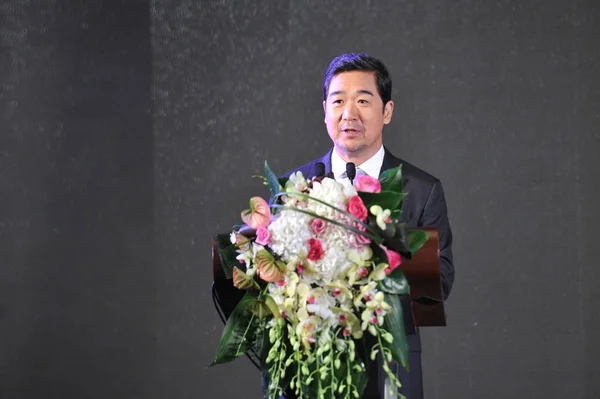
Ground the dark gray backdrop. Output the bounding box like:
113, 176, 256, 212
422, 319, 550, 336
1, 1, 599, 398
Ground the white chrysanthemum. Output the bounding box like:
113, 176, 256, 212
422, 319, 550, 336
307, 178, 356, 219
315, 221, 356, 282
268, 209, 312, 261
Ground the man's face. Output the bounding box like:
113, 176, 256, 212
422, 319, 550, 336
323, 71, 394, 160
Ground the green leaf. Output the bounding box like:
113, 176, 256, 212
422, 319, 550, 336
358, 191, 406, 213
378, 268, 410, 295
408, 229, 429, 256
380, 222, 413, 259
262, 295, 281, 319
370, 242, 388, 265
215, 233, 243, 279
382, 295, 409, 370
278, 177, 289, 188
211, 291, 261, 365
259, 325, 273, 371
379, 166, 403, 193
264, 161, 281, 200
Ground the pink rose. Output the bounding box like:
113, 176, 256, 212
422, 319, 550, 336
255, 226, 271, 245
347, 195, 368, 221
307, 238, 324, 261
311, 218, 327, 235
354, 175, 381, 193
384, 248, 402, 274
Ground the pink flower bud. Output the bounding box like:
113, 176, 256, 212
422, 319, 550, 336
354, 175, 382, 193
255, 226, 271, 245
357, 267, 369, 278
384, 248, 402, 271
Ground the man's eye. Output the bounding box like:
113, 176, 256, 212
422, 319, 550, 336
332, 99, 343, 104
358, 99, 369, 104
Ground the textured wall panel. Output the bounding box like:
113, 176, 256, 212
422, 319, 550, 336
0, 1, 156, 398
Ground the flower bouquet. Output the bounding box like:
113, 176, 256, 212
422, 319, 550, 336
211, 163, 428, 399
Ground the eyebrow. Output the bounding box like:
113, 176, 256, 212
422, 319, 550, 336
328, 89, 375, 98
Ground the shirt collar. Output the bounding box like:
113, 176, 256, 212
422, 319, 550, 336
331, 145, 385, 179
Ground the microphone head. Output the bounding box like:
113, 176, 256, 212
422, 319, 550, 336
346, 162, 356, 182
314, 162, 325, 178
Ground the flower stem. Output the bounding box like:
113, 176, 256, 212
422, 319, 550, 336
374, 325, 404, 399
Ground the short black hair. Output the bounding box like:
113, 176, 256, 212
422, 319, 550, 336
323, 53, 392, 106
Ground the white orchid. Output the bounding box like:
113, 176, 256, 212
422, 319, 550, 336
369, 205, 392, 230
285, 171, 309, 193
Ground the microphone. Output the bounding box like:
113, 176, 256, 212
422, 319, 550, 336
314, 162, 325, 178
346, 162, 356, 184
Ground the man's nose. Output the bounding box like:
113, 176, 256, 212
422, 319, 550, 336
342, 103, 358, 120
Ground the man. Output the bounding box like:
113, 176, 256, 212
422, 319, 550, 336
283, 53, 455, 399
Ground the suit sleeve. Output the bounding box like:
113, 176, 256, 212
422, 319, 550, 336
419, 180, 455, 300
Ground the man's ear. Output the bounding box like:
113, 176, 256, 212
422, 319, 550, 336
323, 100, 327, 122
383, 101, 394, 125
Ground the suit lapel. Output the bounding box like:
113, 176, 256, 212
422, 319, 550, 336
380, 146, 400, 173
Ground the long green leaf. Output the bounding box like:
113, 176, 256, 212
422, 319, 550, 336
211, 291, 261, 365
408, 229, 429, 256
382, 221, 418, 259
378, 268, 410, 295
215, 233, 242, 279
370, 242, 388, 265
379, 166, 403, 193
382, 295, 410, 370
358, 191, 406, 213
264, 161, 281, 200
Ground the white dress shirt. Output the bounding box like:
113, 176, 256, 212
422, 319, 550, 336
331, 145, 386, 180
